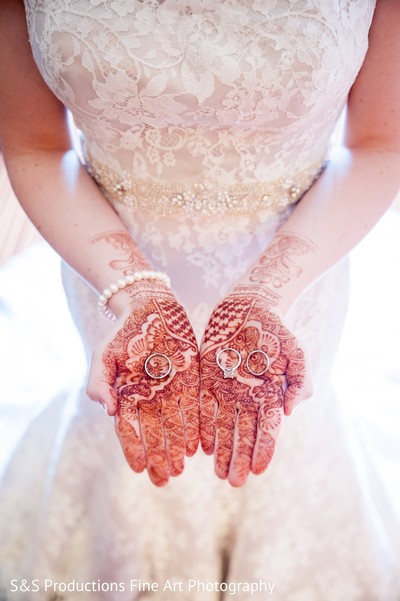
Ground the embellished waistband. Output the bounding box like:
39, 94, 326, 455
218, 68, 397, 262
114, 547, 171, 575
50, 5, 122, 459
84, 153, 326, 218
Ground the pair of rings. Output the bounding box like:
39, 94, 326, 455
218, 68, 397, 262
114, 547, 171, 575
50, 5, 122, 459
216, 347, 270, 379
143, 348, 271, 380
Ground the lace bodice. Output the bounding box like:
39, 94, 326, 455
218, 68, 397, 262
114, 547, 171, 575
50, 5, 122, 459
24, 0, 375, 186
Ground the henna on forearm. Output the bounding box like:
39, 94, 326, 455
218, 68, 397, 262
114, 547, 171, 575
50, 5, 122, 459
249, 231, 317, 287
89, 230, 149, 274
89, 230, 172, 314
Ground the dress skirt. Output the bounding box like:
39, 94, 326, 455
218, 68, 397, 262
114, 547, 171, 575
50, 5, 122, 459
0, 203, 399, 601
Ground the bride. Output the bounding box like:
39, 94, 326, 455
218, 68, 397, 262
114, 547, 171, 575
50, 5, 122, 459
0, 0, 399, 599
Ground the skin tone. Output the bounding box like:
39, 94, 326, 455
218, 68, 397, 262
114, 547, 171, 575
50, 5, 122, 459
95, 291, 200, 487
0, 0, 399, 486
87, 231, 200, 486
200, 297, 307, 485
200, 233, 314, 486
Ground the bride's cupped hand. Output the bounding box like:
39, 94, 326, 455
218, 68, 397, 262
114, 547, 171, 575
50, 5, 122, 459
199, 290, 312, 487
87, 286, 200, 487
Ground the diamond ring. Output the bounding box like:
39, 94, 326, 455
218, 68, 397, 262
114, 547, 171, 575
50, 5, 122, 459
216, 347, 242, 379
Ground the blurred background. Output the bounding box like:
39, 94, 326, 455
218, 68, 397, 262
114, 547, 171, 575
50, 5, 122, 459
0, 150, 399, 502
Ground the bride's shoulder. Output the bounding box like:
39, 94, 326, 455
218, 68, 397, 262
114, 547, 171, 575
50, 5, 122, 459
0, 0, 69, 152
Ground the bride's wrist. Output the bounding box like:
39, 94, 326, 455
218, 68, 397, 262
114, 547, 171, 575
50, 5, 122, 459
231, 280, 281, 306
99, 271, 172, 320
230, 281, 293, 317
109, 281, 173, 318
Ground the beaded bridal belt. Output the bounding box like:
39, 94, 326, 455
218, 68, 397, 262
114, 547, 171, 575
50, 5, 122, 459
84, 153, 326, 218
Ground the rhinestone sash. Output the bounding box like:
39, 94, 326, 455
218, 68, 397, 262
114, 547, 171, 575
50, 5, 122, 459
84, 152, 326, 219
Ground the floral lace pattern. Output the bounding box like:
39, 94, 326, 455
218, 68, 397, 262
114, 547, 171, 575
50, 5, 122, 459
1, 258, 399, 600
25, 0, 375, 183
2, 1, 399, 600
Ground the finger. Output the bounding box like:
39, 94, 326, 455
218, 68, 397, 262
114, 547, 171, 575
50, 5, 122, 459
139, 402, 170, 487
161, 399, 185, 477
180, 393, 200, 457
200, 348, 220, 454
284, 346, 313, 416
86, 348, 118, 416
228, 401, 258, 487
199, 385, 218, 455
199, 351, 217, 456
252, 400, 284, 475
114, 400, 146, 473
179, 356, 200, 457
214, 400, 236, 480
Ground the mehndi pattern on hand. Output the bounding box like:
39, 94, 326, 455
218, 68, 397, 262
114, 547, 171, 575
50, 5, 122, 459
91, 294, 200, 487
200, 294, 311, 487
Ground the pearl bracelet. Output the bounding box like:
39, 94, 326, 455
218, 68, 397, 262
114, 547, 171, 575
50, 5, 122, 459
97, 270, 171, 320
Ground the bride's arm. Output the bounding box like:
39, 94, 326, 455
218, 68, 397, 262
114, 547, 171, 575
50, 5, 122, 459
0, 1, 200, 486
237, 0, 400, 319
199, 0, 400, 486
0, 1, 153, 319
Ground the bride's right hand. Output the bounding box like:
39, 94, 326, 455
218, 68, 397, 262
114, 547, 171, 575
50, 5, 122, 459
87, 287, 200, 486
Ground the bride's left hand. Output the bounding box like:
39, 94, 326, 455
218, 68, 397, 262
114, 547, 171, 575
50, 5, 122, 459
200, 290, 313, 487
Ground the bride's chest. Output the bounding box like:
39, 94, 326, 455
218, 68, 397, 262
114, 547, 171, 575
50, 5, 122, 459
24, 0, 375, 126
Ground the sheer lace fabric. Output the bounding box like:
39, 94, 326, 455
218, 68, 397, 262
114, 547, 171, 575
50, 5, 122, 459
26, 0, 373, 183
1, 1, 400, 600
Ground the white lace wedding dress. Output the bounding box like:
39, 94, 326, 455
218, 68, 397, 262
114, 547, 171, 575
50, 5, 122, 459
1, 1, 399, 600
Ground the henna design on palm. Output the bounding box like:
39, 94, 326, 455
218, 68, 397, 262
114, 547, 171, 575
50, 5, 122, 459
102, 294, 200, 486
200, 294, 310, 487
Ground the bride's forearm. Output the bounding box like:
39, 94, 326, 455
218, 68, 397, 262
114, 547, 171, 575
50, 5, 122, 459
236, 146, 400, 315
5, 148, 159, 317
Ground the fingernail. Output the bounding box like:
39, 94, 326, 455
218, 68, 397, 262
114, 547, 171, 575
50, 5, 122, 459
99, 401, 107, 414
